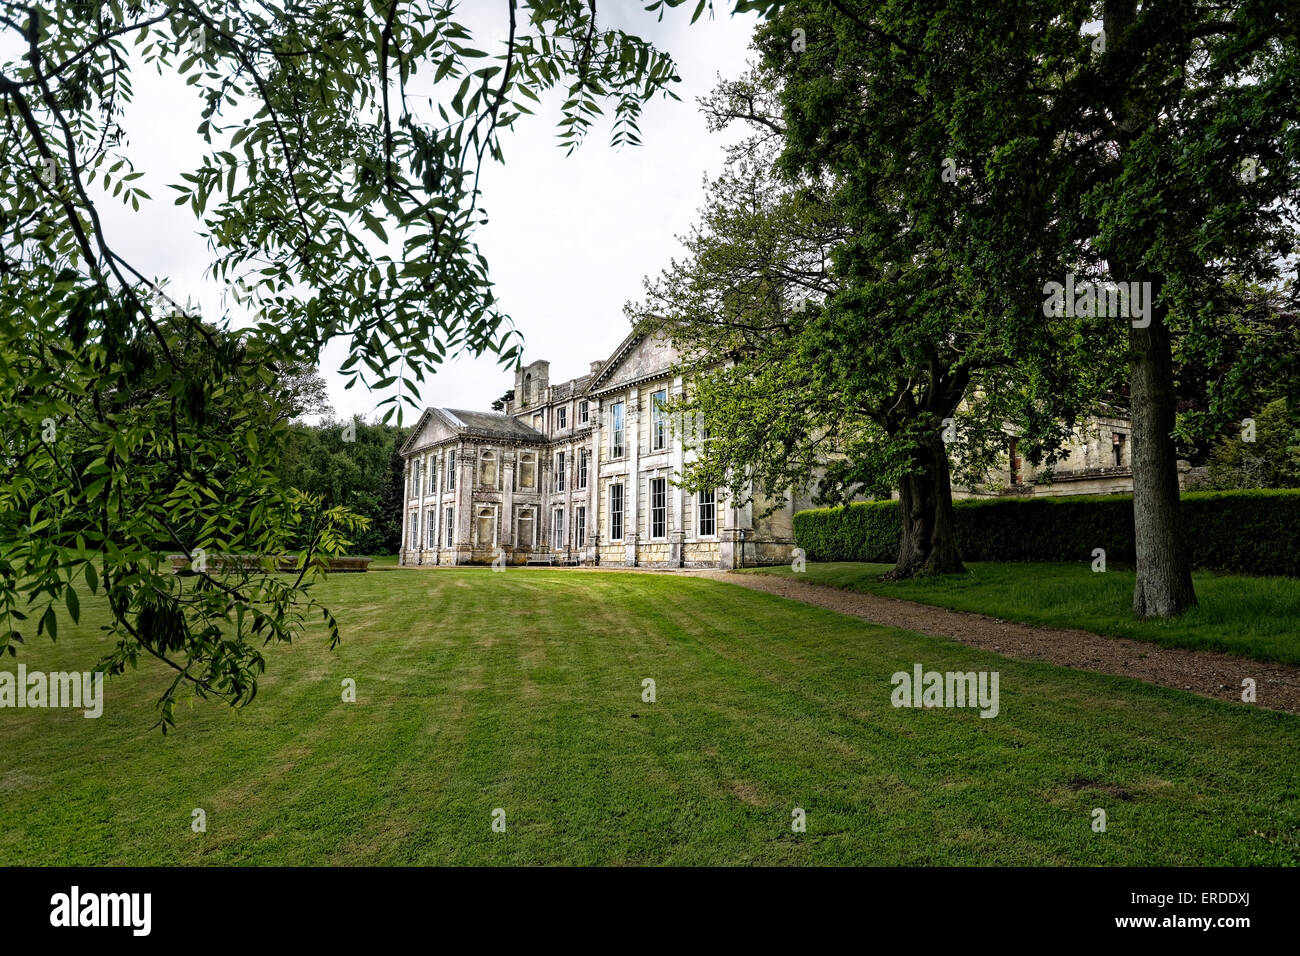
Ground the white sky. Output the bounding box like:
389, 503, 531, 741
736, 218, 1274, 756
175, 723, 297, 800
79, 5, 762, 423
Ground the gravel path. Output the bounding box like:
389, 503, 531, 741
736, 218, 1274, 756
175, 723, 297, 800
689, 570, 1300, 715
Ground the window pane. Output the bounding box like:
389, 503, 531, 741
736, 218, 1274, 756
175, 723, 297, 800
699, 489, 715, 536
611, 403, 625, 457
651, 477, 666, 537
652, 390, 667, 450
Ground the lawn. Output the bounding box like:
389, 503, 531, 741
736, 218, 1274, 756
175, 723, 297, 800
2, 568, 1297, 865
747, 562, 1300, 665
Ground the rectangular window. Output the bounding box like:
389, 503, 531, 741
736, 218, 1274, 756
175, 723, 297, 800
579, 400, 589, 424
578, 449, 588, 489
445, 507, 454, 547
651, 389, 668, 451
533, 413, 543, 431
575, 507, 586, 549
698, 489, 716, 537
611, 402, 625, 458
426, 509, 436, 548
447, 450, 455, 490
553, 508, 565, 549
650, 477, 667, 538
557, 406, 567, 430
610, 483, 624, 541
555, 451, 566, 492
426, 458, 436, 495
411, 460, 420, 496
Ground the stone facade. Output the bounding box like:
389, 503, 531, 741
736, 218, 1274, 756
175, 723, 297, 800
398, 333, 1154, 568
398, 331, 806, 569
955, 409, 1137, 499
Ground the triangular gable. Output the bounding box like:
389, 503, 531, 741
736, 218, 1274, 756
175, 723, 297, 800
587, 330, 679, 394
400, 408, 459, 454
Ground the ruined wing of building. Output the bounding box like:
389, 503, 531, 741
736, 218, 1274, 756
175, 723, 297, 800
397, 331, 1143, 569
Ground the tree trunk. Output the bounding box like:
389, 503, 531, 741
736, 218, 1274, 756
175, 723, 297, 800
1104, 0, 1198, 618
886, 439, 965, 579
1127, 285, 1198, 617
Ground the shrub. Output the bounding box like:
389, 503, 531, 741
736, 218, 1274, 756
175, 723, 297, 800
792, 489, 1300, 576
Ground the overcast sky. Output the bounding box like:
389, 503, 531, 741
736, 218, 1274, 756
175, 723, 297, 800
82, 5, 763, 423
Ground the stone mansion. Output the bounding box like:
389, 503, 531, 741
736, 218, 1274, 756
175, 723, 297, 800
398, 329, 1139, 569
398, 330, 808, 568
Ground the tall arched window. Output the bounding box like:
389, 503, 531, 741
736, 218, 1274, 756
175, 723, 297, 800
479, 450, 497, 488
476, 508, 496, 547
518, 452, 536, 489
524, 373, 533, 405
516, 508, 534, 548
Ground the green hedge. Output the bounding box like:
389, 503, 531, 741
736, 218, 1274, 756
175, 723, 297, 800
792, 489, 1300, 576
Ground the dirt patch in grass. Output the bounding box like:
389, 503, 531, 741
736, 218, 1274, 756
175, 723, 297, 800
696, 571, 1300, 715
727, 780, 765, 806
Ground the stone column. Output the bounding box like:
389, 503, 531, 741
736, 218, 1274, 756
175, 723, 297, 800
537, 452, 550, 552
625, 392, 640, 566
455, 441, 473, 564
404, 459, 416, 565
563, 445, 574, 561
502, 450, 516, 560
590, 401, 603, 562
431, 448, 444, 565
416, 453, 427, 565
669, 375, 685, 567
587, 436, 598, 562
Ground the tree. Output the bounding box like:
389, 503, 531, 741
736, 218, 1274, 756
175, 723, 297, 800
631, 61, 1122, 578
749, 0, 1299, 614
1059, 1, 1299, 615
1174, 298, 1300, 465
0, 0, 701, 725
1205, 399, 1300, 489
273, 417, 407, 554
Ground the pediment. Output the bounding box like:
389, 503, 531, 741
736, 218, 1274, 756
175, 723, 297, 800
402, 409, 457, 453
589, 332, 679, 394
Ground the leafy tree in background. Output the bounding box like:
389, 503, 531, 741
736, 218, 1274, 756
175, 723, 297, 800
1174, 298, 1300, 466
1075, 1, 1299, 616
632, 19, 1123, 579
274, 418, 407, 554
748, 0, 1298, 615
1204, 399, 1300, 489
0, 0, 716, 725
